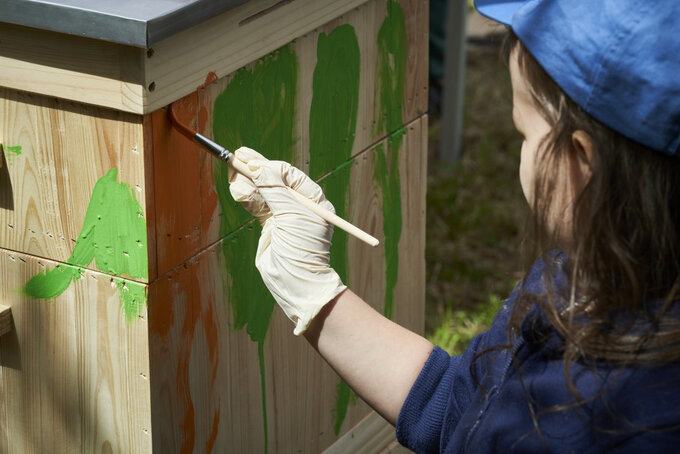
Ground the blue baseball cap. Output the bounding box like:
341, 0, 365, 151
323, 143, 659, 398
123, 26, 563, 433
474, 0, 680, 157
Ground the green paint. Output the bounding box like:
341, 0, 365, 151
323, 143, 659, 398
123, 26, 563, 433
212, 44, 298, 454
3, 145, 22, 156
115, 278, 148, 321
377, 0, 407, 136
307, 24, 361, 435
23, 264, 83, 299
309, 24, 360, 179
23, 168, 148, 319
375, 0, 407, 319
3, 144, 22, 166
373, 130, 405, 320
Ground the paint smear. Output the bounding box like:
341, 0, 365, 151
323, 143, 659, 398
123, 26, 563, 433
3, 144, 22, 166
375, 0, 407, 320
23, 168, 149, 320
3, 145, 22, 156
212, 44, 298, 454
307, 24, 361, 436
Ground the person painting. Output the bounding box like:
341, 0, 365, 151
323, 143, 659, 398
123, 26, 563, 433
227, 0, 680, 451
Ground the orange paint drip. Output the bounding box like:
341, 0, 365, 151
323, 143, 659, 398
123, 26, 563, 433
205, 406, 221, 453
177, 274, 198, 454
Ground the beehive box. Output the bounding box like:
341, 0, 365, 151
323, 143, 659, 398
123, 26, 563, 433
0, 0, 428, 451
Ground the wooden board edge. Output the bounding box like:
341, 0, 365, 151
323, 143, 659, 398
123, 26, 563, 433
322, 411, 399, 454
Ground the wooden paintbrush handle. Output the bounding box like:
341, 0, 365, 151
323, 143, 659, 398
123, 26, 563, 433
228, 157, 379, 247
285, 187, 380, 247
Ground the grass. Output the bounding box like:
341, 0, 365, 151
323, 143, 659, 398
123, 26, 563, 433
425, 42, 527, 354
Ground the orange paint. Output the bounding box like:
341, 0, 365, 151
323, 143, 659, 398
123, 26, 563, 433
177, 269, 199, 454
148, 276, 174, 337
197, 88, 219, 241
205, 406, 221, 453
201, 300, 220, 387
198, 71, 219, 90
152, 92, 203, 276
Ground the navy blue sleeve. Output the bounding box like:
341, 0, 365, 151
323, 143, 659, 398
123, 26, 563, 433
395, 300, 516, 453
395, 333, 489, 453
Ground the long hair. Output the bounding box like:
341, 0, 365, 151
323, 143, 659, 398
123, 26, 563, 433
504, 31, 680, 366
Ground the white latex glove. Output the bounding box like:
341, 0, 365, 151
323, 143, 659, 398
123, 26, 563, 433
228, 147, 347, 335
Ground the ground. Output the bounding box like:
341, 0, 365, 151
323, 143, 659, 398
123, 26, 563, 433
425, 29, 527, 354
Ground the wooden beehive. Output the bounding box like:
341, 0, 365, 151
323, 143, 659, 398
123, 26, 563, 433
0, 0, 428, 451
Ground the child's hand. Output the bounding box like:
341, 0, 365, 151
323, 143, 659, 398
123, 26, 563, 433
228, 147, 347, 335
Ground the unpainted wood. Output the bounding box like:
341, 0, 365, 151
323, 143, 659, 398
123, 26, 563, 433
0, 23, 144, 113
323, 412, 399, 454
0, 88, 151, 281
0, 248, 151, 453
152, 0, 428, 276
147, 116, 426, 453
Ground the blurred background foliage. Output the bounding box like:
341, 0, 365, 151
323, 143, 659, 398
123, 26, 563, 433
425, 9, 526, 354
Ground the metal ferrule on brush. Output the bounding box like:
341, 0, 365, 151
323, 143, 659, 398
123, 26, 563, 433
194, 133, 233, 162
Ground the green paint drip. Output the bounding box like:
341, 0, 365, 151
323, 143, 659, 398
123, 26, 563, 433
23, 168, 149, 317
333, 380, 352, 436
115, 278, 148, 321
373, 130, 406, 320
377, 0, 407, 136
375, 0, 407, 320
212, 44, 298, 454
3, 145, 22, 156
307, 24, 361, 435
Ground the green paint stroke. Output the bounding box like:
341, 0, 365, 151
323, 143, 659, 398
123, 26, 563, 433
3, 145, 22, 156
375, 0, 407, 320
212, 44, 298, 454
308, 24, 361, 435
23, 168, 149, 320
3, 144, 22, 166
309, 24, 360, 179
377, 0, 407, 136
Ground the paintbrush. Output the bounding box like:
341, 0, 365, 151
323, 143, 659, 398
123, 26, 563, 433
167, 104, 379, 247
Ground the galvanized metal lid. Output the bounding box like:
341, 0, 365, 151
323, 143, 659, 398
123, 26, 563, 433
0, 0, 249, 47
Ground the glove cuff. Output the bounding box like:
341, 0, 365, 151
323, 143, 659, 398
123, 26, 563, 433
291, 282, 347, 336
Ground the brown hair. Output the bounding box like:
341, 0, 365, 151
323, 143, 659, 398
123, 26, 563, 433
504, 31, 680, 364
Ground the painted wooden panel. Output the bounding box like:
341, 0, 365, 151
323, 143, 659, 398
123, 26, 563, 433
0, 88, 152, 283
147, 116, 426, 453
0, 248, 151, 453
150, 0, 428, 277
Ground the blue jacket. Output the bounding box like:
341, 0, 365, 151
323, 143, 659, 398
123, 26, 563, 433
396, 257, 680, 453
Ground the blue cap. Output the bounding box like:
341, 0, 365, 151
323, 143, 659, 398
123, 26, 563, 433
475, 0, 680, 157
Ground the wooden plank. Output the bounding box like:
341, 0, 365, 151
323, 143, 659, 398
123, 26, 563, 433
147, 116, 427, 453
0, 23, 145, 114
0, 305, 11, 337
0, 88, 152, 282
152, 0, 428, 276
0, 0, 427, 117
144, 0, 374, 114
323, 412, 398, 454
147, 246, 269, 453
0, 247, 151, 453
